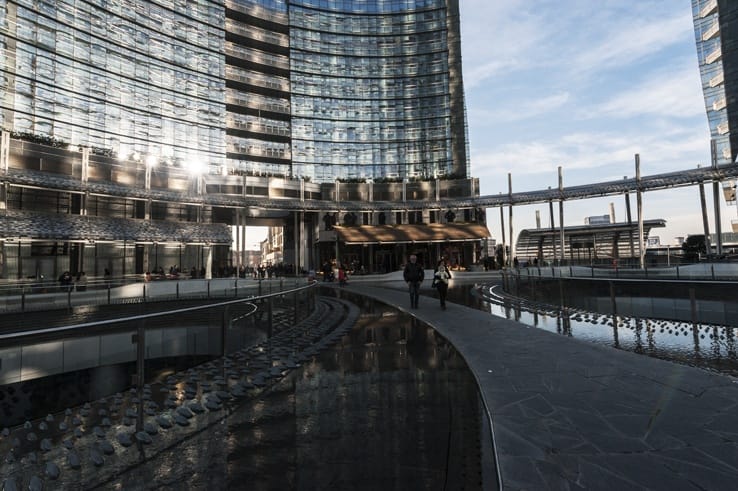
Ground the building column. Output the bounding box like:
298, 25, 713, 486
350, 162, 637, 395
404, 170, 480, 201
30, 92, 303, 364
558, 167, 565, 264
508, 173, 514, 266
711, 139, 723, 255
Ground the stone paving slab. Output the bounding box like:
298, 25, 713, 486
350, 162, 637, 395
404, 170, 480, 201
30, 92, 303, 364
348, 283, 738, 490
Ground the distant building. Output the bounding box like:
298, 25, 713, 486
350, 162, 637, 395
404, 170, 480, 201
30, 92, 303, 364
584, 215, 611, 225
515, 219, 667, 265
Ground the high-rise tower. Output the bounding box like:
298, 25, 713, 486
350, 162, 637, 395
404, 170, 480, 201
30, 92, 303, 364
0, 0, 469, 183
692, 0, 738, 165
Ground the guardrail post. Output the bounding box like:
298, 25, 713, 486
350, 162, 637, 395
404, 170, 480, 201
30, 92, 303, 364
143, 284, 147, 302
21, 289, 25, 312
234, 279, 238, 298
531, 275, 536, 301
609, 281, 617, 315
676, 265, 680, 280
267, 297, 273, 339
107, 283, 111, 305
294, 289, 299, 325
134, 320, 145, 432
558, 278, 565, 309
207, 280, 211, 299
176, 282, 180, 299
711, 264, 715, 280
222, 305, 229, 356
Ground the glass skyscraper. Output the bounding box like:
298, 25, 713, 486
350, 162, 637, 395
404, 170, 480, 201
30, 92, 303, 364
1, 0, 469, 183
0, 0, 478, 280
692, 0, 737, 165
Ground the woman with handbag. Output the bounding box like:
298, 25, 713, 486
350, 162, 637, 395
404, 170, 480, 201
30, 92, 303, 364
433, 258, 452, 310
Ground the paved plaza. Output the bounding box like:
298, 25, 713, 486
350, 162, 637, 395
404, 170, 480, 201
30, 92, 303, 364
350, 278, 738, 490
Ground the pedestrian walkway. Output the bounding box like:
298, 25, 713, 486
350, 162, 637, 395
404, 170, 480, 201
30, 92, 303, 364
349, 283, 738, 490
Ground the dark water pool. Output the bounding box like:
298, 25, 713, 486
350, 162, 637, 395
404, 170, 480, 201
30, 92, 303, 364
68, 298, 487, 490
469, 282, 738, 378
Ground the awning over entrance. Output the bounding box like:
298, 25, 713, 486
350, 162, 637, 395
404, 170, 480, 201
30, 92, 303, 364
332, 223, 491, 245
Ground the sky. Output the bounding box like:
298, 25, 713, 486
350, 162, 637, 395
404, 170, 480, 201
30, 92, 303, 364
460, 0, 728, 245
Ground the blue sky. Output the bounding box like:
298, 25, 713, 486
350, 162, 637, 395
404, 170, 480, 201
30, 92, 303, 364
460, 0, 728, 244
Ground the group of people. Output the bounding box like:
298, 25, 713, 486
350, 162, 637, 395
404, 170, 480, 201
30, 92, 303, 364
321, 261, 349, 285
403, 255, 452, 310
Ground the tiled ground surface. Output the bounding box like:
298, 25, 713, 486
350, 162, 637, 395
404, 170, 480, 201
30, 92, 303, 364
350, 283, 738, 490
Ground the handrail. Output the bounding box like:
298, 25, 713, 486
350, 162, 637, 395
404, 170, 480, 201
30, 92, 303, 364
0, 276, 310, 314
0, 281, 315, 341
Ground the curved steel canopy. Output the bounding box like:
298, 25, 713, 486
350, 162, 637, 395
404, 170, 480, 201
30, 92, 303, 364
4, 164, 738, 212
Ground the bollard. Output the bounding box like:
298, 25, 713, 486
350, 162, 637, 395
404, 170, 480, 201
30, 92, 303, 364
690, 288, 697, 326
176, 282, 180, 299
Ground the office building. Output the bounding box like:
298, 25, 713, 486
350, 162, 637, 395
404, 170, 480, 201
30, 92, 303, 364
0, 0, 484, 280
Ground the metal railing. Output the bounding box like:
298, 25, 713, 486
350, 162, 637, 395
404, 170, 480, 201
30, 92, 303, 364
0, 275, 311, 314
0, 281, 322, 487
502, 262, 738, 282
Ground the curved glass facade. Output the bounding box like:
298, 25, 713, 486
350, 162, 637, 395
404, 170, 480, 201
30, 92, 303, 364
692, 0, 735, 165
288, 0, 468, 182
1, 0, 469, 183
0, 0, 226, 168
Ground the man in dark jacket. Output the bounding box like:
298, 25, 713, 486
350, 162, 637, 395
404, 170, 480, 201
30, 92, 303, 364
403, 254, 424, 308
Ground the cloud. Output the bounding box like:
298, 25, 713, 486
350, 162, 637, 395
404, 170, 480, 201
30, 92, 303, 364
470, 125, 710, 184
571, 12, 693, 75
584, 63, 705, 120
461, 2, 695, 88
460, 1, 549, 88
468, 91, 571, 123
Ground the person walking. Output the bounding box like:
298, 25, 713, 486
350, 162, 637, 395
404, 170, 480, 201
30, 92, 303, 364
433, 258, 452, 310
403, 254, 424, 309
